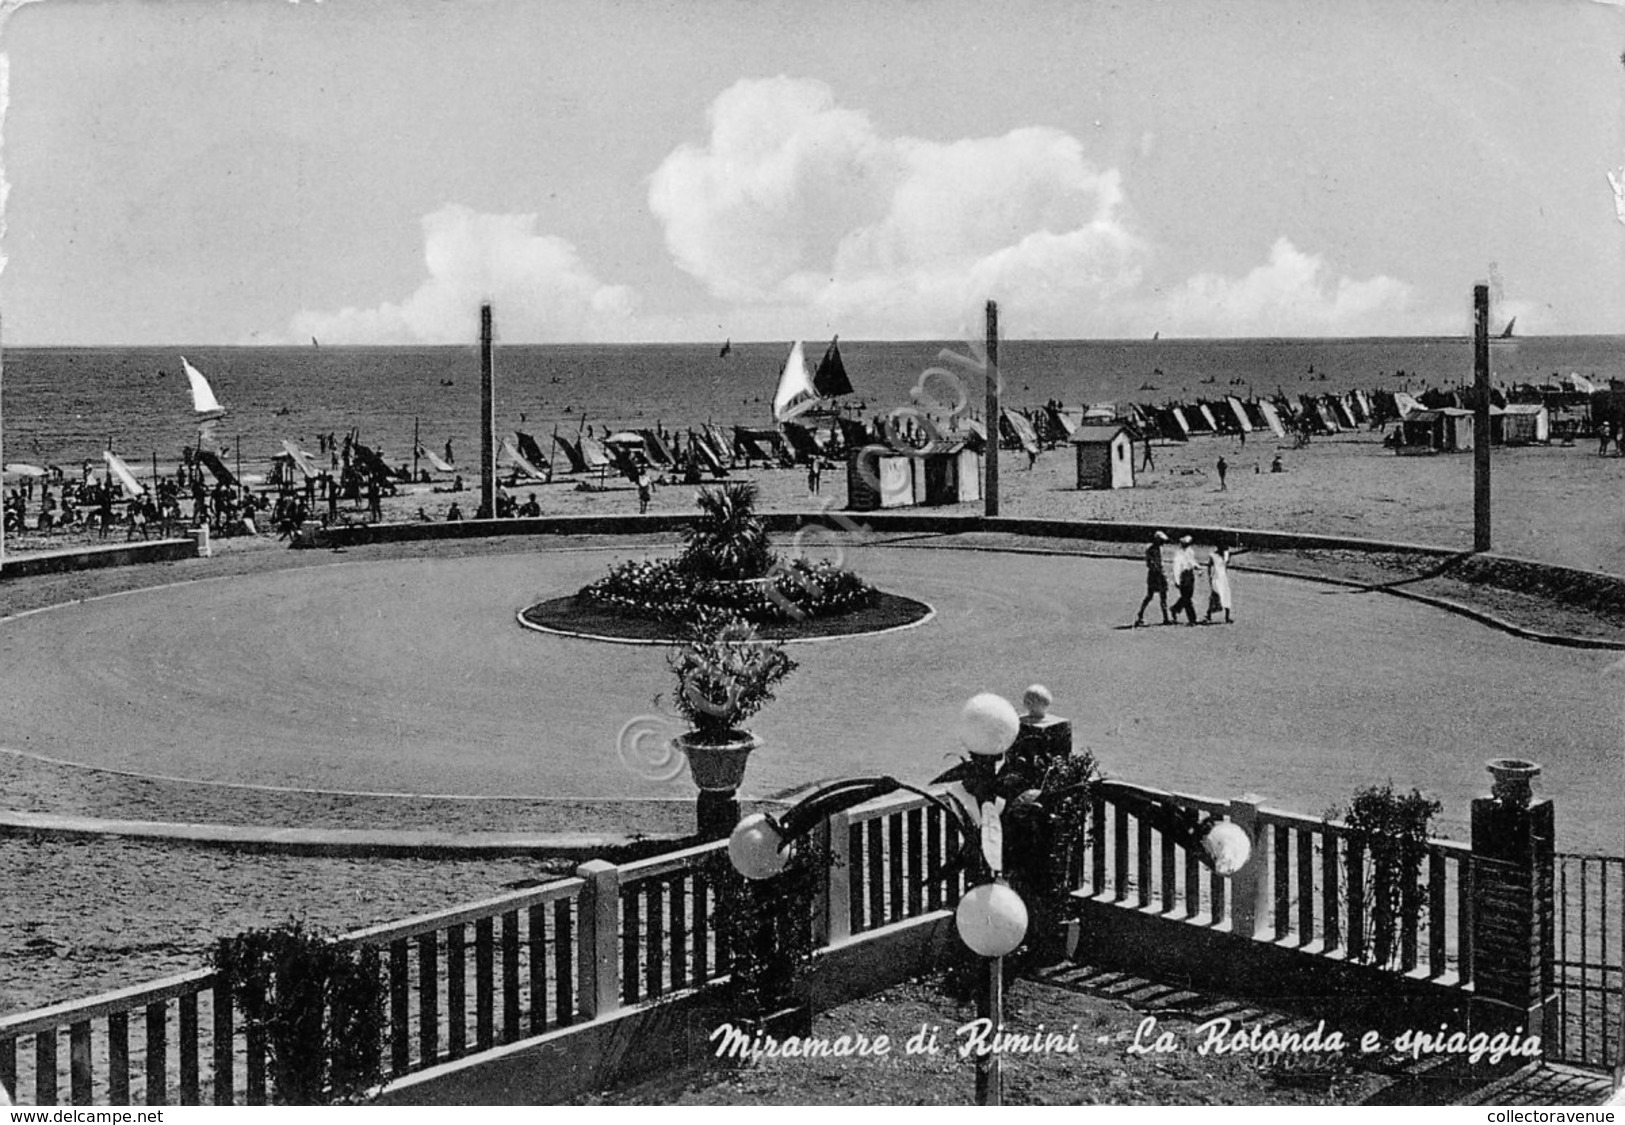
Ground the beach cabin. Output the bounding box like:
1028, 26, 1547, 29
1497, 403, 1550, 445
1398, 408, 1475, 453
1070, 423, 1136, 490
847, 445, 982, 510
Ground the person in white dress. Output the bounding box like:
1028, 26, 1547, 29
1205, 544, 1234, 624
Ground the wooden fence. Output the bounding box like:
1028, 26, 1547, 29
0, 781, 1488, 1105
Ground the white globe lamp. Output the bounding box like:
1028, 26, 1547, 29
955, 881, 1029, 957
728, 813, 789, 881
1201, 820, 1253, 876
957, 693, 1021, 758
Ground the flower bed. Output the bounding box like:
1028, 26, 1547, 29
581, 555, 877, 627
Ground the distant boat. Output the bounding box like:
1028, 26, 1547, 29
181, 356, 224, 417
1497, 317, 1517, 341
1153, 331, 1160, 340
719, 339, 732, 358
311, 336, 320, 348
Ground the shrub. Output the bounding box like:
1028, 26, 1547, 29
678, 482, 775, 582
212, 920, 385, 1105
666, 616, 797, 742
1332, 783, 1442, 969
706, 835, 826, 1016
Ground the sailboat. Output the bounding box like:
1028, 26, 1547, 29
181, 356, 225, 418
772, 341, 819, 423
719, 338, 732, 358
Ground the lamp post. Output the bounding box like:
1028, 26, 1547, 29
724, 693, 1256, 1106
726, 691, 1028, 1106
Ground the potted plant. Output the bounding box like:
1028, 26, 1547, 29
666, 613, 797, 835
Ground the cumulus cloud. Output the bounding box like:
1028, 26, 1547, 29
291, 205, 637, 344
649, 77, 1419, 339
1150, 238, 1415, 337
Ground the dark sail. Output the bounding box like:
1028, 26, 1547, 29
719, 338, 732, 358
813, 337, 854, 398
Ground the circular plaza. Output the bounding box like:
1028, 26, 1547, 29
0, 535, 1613, 852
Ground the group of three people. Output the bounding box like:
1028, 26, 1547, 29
1134, 530, 1235, 627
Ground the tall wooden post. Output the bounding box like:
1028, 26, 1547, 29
1473, 284, 1491, 552
412, 417, 421, 483
480, 304, 496, 520
984, 300, 1000, 518
1, 313, 6, 571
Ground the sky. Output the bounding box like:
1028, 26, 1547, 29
0, 0, 1621, 345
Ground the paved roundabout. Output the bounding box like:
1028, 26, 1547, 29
0, 540, 1614, 851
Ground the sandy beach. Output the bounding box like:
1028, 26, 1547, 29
11, 429, 1621, 576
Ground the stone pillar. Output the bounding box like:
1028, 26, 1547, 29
1468, 794, 1555, 1047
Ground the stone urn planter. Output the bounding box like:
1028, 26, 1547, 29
676, 730, 761, 792
1486, 757, 1541, 808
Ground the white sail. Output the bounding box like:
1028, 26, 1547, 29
103, 450, 144, 499
181, 356, 224, 415
772, 340, 818, 423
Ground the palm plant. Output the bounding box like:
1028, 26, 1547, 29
678, 482, 775, 582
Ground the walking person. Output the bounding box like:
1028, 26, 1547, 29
1141, 440, 1156, 472
1216, 456, 1228, 490
636, 468, 653, 514
1133, 531, 1171, 627
1169, 535, 1199, 625
1205, 543, 1235, 625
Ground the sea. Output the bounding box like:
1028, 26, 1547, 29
2, 336, 1621, 476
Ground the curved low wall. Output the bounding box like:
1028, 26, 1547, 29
0, 536, 199, 581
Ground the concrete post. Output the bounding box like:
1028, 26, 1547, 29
575, 859, 622, 1021
814, 810, 853, 947
1227, 795, 1265, 939
1468, 795, 1555, 1046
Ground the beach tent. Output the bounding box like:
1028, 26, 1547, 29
688, 432, 728, 477
102, 450, 145, 499
999, 409, 1040, 456
1224, 397, 1254, 433
577, 434, 613, 470
1329, 396, 1358, 430
910, 439, 974, 506
638, 430, 676, 468
500, 437, 550, 481
732, 426, 782, 464
1069, 423, 1136, 490
194, 449, 239, 490
780, 421, 820, 463
1253, 400, 1287, 439
1566, 373, 1598, 395
1393, 392, 1426, 418
516, 431, 551, 471
2, 463, 47, 480
704, 425, 736, 465
1350, 391, 1372, 425
1046, 405, 1079, 441
555, 434, 589, 474
1162, 407, 1191, 441
417, 444, 456, 473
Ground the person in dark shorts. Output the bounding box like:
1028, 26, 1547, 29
1134, 531, 1171, 627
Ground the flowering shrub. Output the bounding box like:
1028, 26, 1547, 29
666, 616, 797, 742
582, 555, 876, 626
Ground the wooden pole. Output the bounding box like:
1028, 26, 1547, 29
413, 417, 420, 482
985, 300, 1000, 517
1, 312, 5, 570
480, 303, 496, 519
1473, 284, 1491, 552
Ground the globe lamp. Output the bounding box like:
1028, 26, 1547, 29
1201, 819, 1252, 876
957, 693, 1020, 758
955, 881, 1028, 957
728, 812, 789, 881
